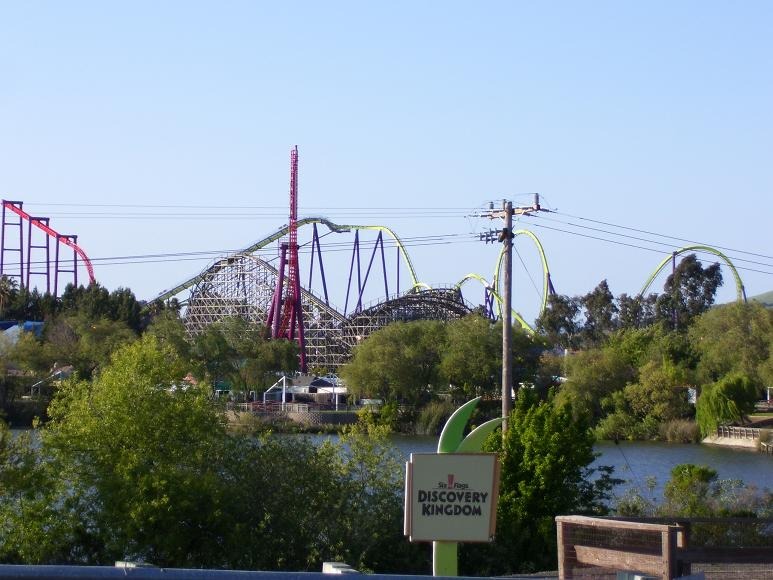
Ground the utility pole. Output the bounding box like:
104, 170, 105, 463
479, 194, 545, 434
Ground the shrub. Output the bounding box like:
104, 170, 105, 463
696, 372, 759, 436
659, 419, 701, 443
414, 399, 455, 435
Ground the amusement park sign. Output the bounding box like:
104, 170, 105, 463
404, 453, 500, 543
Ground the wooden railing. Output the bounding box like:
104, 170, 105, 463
556, 515, 680, 579
557, 516, 773, 579
716, 425, 760, 440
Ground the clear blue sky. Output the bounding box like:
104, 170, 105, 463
1, 1, 771, 323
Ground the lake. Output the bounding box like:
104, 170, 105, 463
11, 428, 770, 502
384, 435, 773, 501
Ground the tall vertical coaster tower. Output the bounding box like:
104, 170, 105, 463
266, 146, 307, 371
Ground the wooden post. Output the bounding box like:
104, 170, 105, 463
676, 523, 690, 577
556, 519, 568, 580
501, 200, 513, 435
661, 526, 677, 579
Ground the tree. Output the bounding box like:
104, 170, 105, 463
45, 315, 136, 379
662, 464, 719, 517
43, 335, 233, 566
624, 360, 691, 424
696, 372, 759, 436
463, 389, 618, 575
5, 334, 428, 572
189, 318, 299, 395
536, 294, 581, 349
581, 280, 618, 345
191, 323, 236, 389
341, 320, 446, 406
0, 276, 18, 317
556, 346, 635, 422
438, 314, 501, 401
5, 286, 46, 321
0, 421, 81, 564
689, 302, 773, 388
108, 287, 142, 332
655, 254, 723, 330
143, 310, 191, 362
617, 293, 657, 330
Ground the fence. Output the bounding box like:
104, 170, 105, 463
556, 516, 773, 579
716, 425, 760, 440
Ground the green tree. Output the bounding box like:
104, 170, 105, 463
696, 372, 759, 436
0, 276, 18, 317
190, 318, 299, 396
463, 389, 618, 575
607, 324, 694, 371
341, 320, 446, 406
662, 464, 719, 517
655, 254, 723, 330
45, 315, 136, 379
536, 294, 581, 349
43, 335, 232, 566
143, 310, 191, 362
616, 293, 657, 330
581, 279, 618, 346
5, 287, 46, 321
4, 336, 426, 572
0, 421, 80, 563
108, 287, 142, 332
623, 359, 691, 425
438, 314, 501, 401
556, 346, 635, 422
689, 302, 773, 388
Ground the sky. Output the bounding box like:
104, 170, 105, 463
1, 1, 771, 324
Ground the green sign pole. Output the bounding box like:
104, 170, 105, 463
432, 397, 503, 576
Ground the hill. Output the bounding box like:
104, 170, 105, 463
749, 290, 773, 309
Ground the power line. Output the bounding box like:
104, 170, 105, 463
527, 214, 773, 269
19, 199, 773, 260
526, 221, 773, 277
513, 247, 542, 300
551, 210, 773, 261
10, 202, 773, 281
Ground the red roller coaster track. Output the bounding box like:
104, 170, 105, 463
1, 200, 96, 294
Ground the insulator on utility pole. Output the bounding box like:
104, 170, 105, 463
477, 194, 548, 436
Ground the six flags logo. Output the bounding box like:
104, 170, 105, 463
437, 474, 469, 490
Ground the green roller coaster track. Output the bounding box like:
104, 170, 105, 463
155, 219, 552, 333
639, 245, 747, 302
154, 217, 422, 303
454, 229, 552, 333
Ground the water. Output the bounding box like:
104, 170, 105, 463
11, 428, 770, 502
592, 440, 772, 500
383, 435, 772, 501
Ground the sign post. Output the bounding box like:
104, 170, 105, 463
404, 397, 502, 576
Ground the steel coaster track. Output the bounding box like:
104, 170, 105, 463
154, 217, 421, 303
1, 200, 96, 284
639, 245, 746, 302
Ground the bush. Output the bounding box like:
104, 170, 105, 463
696, 373, 759, 436
462, 389, 619, 575
414, 399, 455, 435
659, 419, 701, 443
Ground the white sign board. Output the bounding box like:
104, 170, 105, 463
404, 453, 500, 543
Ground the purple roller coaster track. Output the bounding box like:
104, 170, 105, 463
166, 148, 553, 371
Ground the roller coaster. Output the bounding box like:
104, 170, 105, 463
1, 151, 748, 372
155, 149, 557, 371
0, 200, 96, 295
